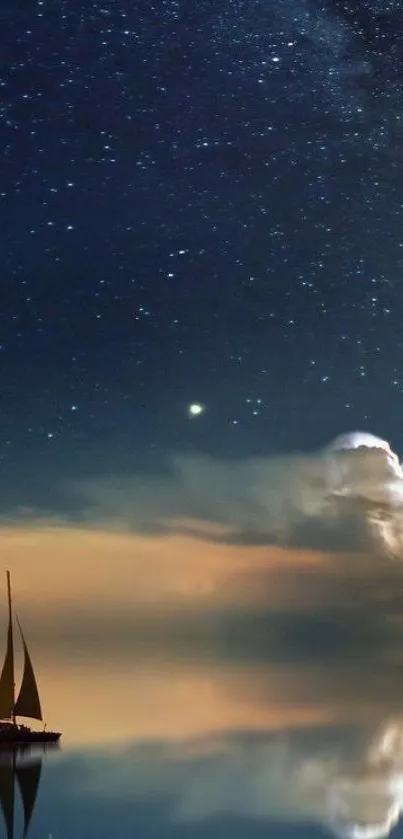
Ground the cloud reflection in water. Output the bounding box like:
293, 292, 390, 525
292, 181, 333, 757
64, 670, 403, 839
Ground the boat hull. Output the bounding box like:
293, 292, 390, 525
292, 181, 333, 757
0, 725, 61, 744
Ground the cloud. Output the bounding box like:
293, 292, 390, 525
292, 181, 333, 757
1, 431, 403, 672
71, 432, 403, 558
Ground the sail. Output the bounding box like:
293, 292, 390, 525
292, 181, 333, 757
14, 621, 42, 722
16, 758, 42, 837
0, 757, 15, 839
0, 623, 15, 721
0, 573, 15, 721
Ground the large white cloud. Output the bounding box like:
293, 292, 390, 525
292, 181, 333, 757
325, 432, 403, 496
317, 432, 403, 558
329, 432, 394, 454
74, 431, 403, 558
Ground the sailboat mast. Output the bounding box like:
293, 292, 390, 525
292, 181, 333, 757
6, 572, 15, 724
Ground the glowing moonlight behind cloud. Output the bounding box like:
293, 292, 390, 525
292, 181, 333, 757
328, 431, 394, 456
325, 431, 403, 481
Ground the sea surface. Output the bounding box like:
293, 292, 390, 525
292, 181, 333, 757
3, 538, 403, 839
8, 626, 403, 839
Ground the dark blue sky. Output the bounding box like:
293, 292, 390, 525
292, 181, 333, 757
3, 0, 403, 501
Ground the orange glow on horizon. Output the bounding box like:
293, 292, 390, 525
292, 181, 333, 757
0, 522, 393, 748
0, 522, 329, 618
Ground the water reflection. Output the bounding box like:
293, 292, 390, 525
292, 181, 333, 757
47, 663, 403, 839
321, 719, 403, 839
9, 627, 403, 835
4, 526, 403, 838
0, 745, 57, 839
0, 665, 400, 838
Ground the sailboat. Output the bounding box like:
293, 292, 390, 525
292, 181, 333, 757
0, 572, 61, 744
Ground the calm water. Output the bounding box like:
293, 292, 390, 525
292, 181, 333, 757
9, 634, 403, 839
3, 539, 403, 839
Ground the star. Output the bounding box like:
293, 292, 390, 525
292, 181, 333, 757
2, 0, 403, 505
187, 403, 206, 418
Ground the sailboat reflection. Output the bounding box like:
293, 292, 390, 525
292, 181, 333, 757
0, 745, 55, 839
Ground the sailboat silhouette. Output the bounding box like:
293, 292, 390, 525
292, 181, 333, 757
0, 572, 60, 744
0, 746, 48, 839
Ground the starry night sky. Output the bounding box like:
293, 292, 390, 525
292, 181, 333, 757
3, 0, 403, 510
